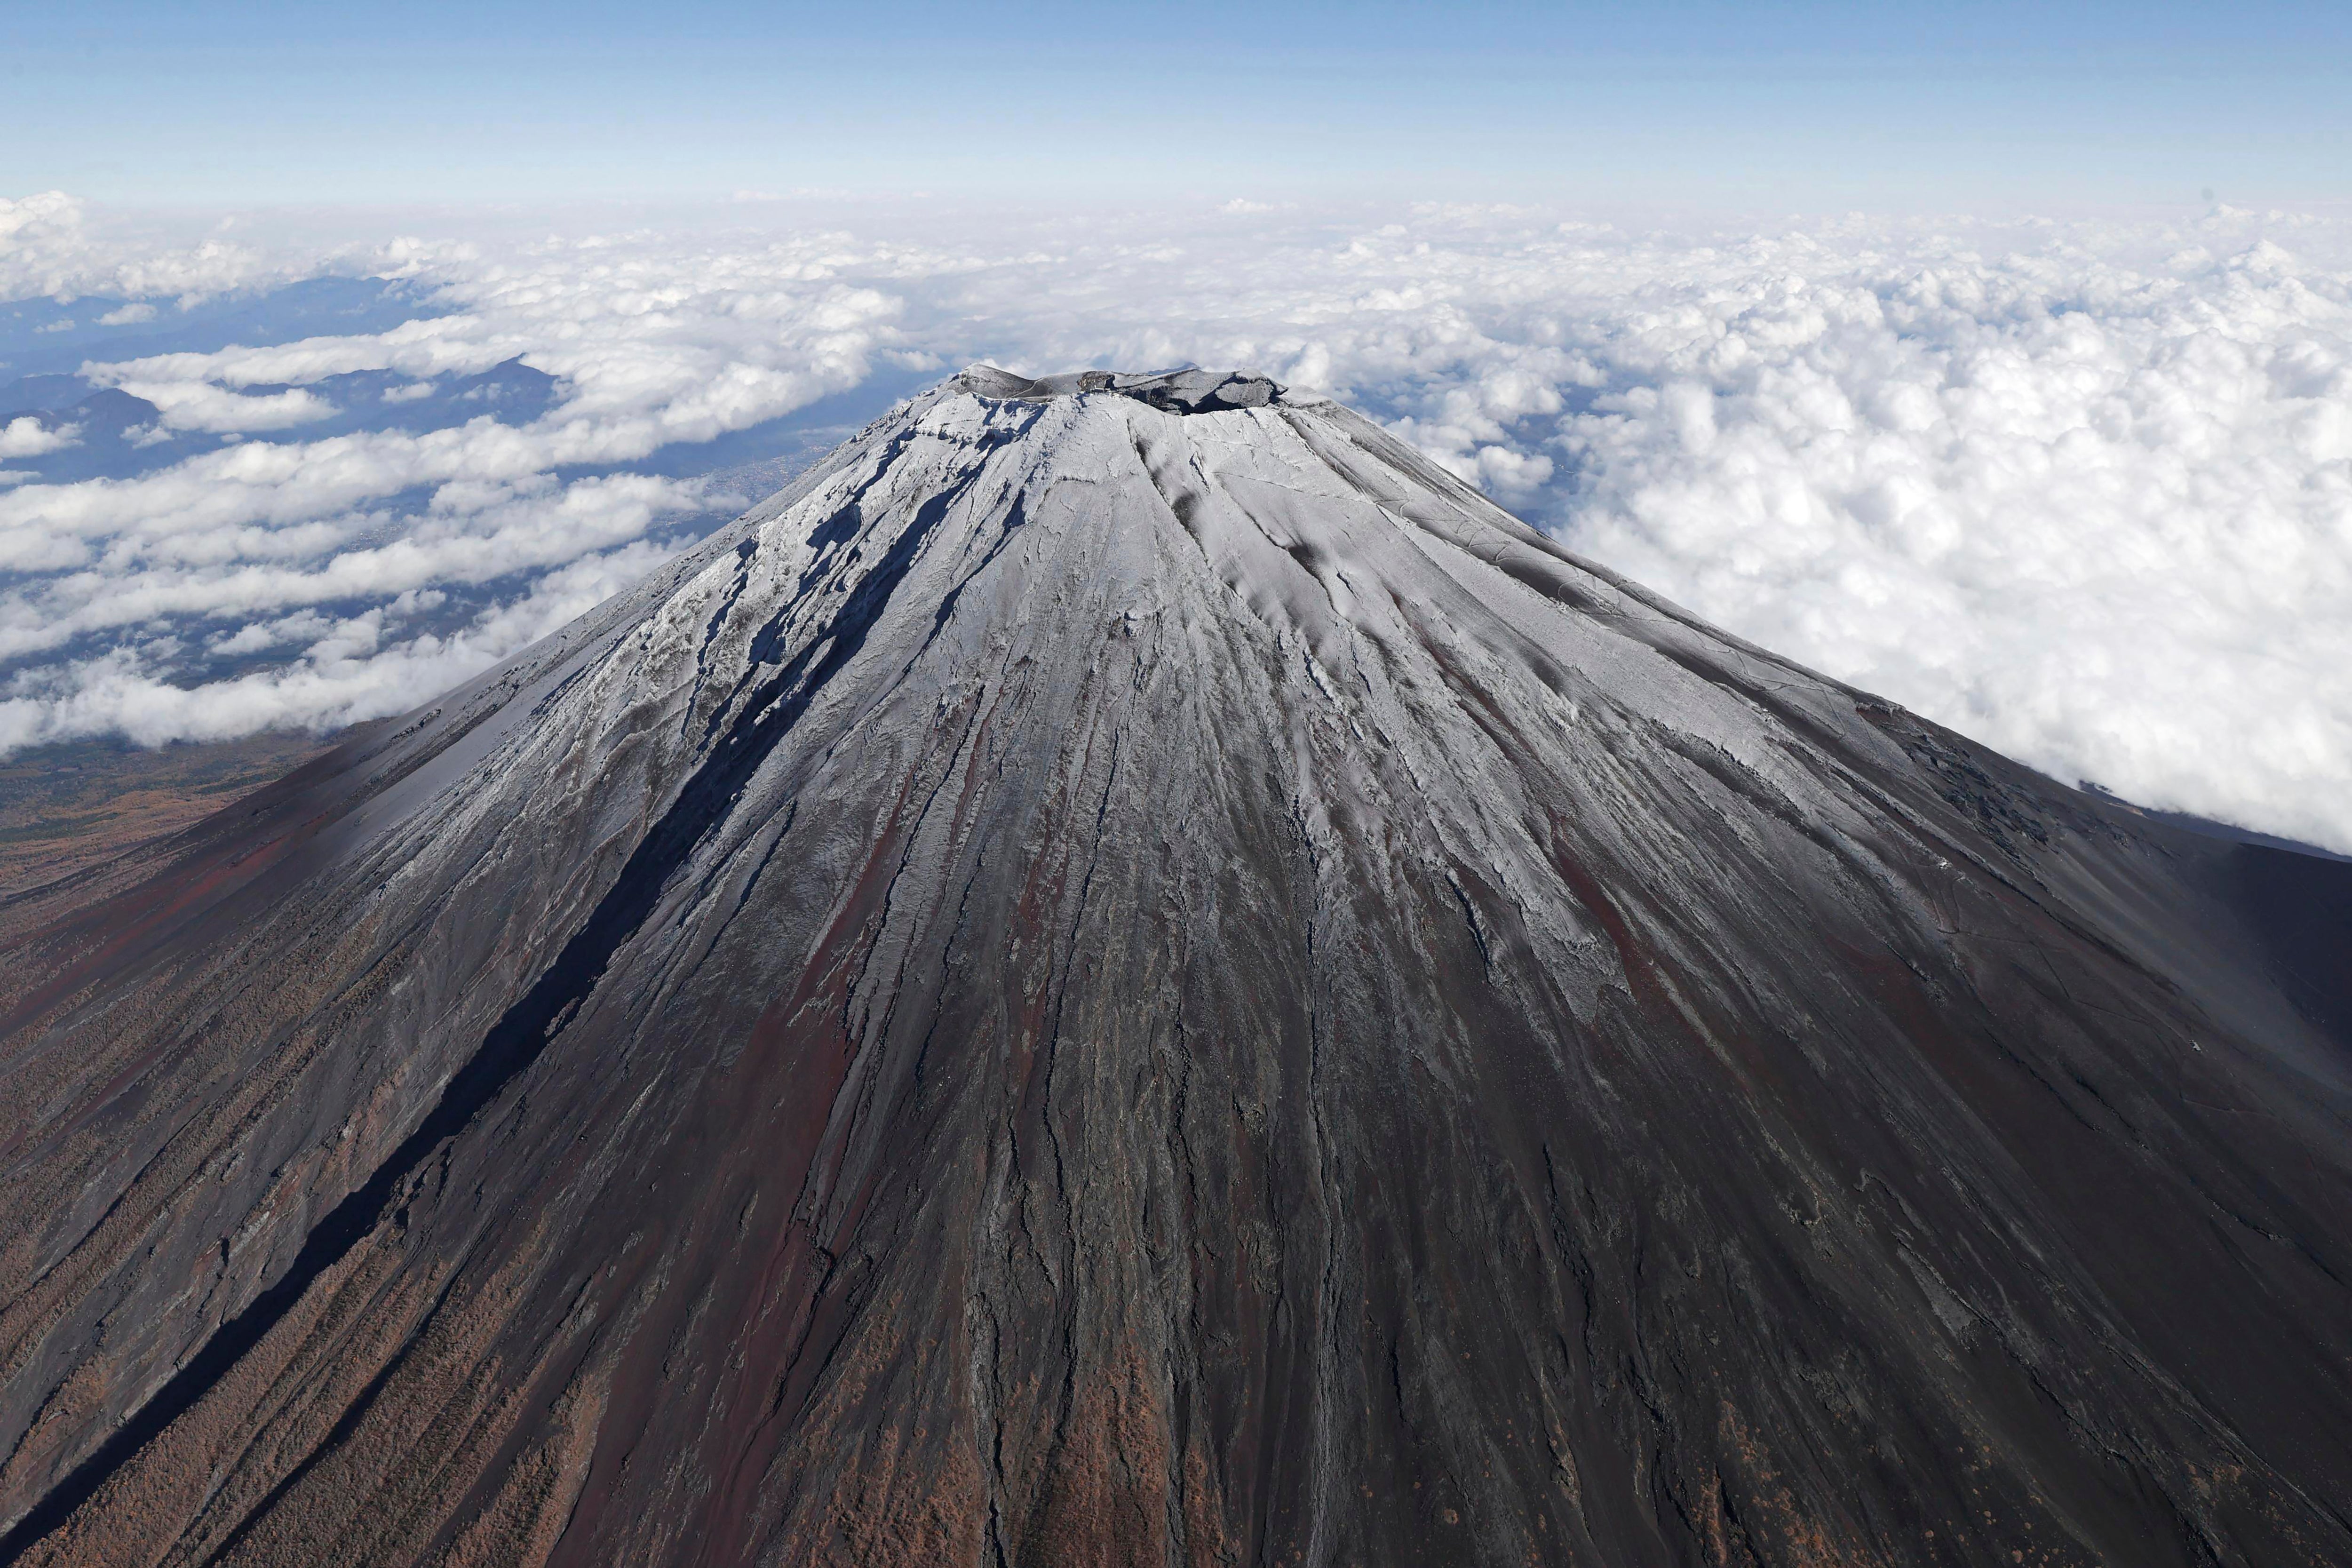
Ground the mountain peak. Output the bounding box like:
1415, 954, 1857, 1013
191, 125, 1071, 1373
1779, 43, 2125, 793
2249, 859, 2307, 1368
3, 371, 2349, 1566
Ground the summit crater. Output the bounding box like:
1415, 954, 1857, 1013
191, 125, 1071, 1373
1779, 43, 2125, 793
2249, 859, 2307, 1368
952, 363, 1289, 414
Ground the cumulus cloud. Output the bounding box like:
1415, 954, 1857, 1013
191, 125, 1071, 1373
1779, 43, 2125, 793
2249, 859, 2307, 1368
1539, 238, 2352, 855
0, 191, 300, 303
0, 417, 77, 458
3, 195, 2350, 853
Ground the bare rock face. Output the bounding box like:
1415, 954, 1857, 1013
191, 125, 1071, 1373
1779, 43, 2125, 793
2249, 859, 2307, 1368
1, 366, 2348, 1567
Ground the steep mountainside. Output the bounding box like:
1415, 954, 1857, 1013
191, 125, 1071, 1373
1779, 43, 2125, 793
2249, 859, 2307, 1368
1, 366, 2348, 1567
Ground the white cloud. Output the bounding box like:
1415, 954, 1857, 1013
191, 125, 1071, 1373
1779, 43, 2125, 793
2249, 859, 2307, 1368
0, 538, 683, 754
0, 417, 78, 458
1525, 231, 2352, 853
109, 381, 335, 432
3, 195, 2350, 853
97, 301, 158, 326
0, 191, 295, 303
0, 468, 706, 661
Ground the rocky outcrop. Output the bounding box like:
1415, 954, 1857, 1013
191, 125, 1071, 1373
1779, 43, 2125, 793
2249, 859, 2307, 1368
0, 367, 2347, 1566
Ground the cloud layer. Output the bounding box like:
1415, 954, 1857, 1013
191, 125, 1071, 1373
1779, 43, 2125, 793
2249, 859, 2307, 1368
3, 195, 2349, 850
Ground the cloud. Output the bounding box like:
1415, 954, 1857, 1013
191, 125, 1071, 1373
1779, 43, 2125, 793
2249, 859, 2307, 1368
108, 381, 335, 432
0, 417, 78, 458
0, 191, 303, 303
1528, 231, 2352, 854
0, 538, 684, 756
0, 468, 707, 661
3, 195, 2350, 855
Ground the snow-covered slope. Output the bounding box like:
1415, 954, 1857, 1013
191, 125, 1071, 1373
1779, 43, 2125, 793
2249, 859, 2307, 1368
2, 367, 2349, 1567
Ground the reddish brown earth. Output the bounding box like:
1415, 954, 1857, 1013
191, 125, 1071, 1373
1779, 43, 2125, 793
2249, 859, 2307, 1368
0, 370, 2347, 1567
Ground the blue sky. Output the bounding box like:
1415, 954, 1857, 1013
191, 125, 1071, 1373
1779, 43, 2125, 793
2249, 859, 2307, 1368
5, 1, 2350, 209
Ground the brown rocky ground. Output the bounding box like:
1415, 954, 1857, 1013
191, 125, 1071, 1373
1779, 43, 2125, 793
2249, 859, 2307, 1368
0, 734, 332, 946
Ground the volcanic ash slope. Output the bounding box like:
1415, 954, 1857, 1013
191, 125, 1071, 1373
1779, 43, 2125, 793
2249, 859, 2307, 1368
2, 366, 2350, 1567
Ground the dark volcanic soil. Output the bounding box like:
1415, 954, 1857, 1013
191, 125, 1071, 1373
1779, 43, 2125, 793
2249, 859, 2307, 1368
0, 367, 2347, 1567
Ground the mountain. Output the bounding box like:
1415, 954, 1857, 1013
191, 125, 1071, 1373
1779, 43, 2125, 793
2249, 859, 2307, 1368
1, 366, 2348, 1568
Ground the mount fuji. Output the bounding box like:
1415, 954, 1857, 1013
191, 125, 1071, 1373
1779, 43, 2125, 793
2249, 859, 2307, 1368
1, 366, 2347, 1567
